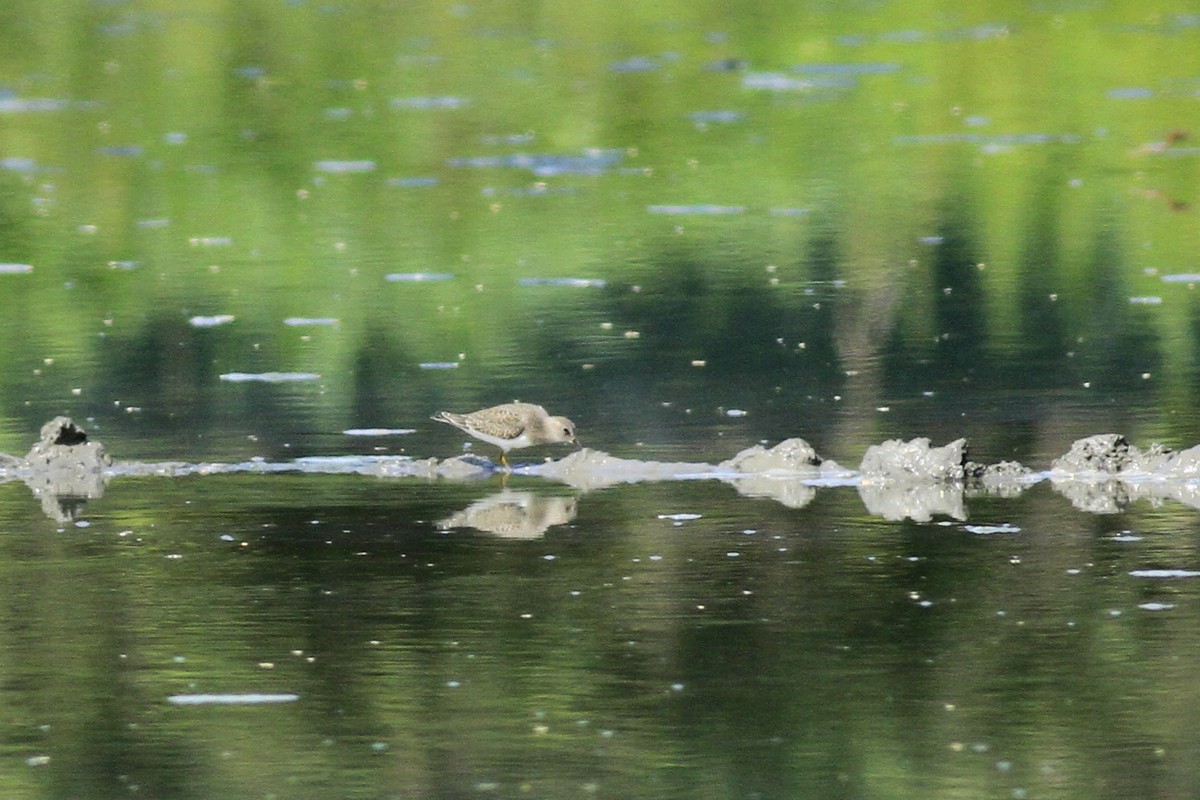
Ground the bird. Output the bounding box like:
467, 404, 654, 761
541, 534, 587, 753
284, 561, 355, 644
431, 402, 579, 468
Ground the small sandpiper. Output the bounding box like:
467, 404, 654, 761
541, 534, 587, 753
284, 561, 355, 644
431, 402, 579, 468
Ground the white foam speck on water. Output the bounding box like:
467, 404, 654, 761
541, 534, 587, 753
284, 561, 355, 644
343, 428, 416, 436
1129, 569, 1200, 578
1161, 273, 1200, 283
657, 513, 702, 521
385, 272, 454, 282
189, 236, 233, 246
167, 693, 299, 705
725, 409, 748, 417
189, 314, 235, 327
1128, 296, 1163, 304
219, 372, 320, 383
1138, 602, 1175, 611
1111, 535, 1142, 542
964, 523, 1021, 535
517, 277, 607, 288
418, 362, 459, 370
0, 263, 33, 273
313, 159, 376, 173
283, 317, 339, 326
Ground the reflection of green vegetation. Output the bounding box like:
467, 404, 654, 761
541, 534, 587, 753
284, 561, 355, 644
2, 1, 1199, 458
2, 478, 1198, 797
3, 5, 1200, 793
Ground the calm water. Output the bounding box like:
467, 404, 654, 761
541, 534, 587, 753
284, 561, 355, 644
3, 2, 1200, 798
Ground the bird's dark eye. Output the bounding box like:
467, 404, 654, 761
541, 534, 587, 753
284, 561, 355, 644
564, 427, 572, 436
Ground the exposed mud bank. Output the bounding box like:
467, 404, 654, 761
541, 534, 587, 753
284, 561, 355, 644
4, 418, 1200, 522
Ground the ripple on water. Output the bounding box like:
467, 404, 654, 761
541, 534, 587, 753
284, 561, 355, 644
218, 372, 320, 383
313, 160, 376, 173
386, 272, 454, 282
390, 96, 470, 109
167, 693, 299, 705
0, 263, 33, 274
189, 315, 235, 327
283, 317, 339, 326
1129, 569, 1200, 578
517, 277, 606, 288
647, 204, 745, 215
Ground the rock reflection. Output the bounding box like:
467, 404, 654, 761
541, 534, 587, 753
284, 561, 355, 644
3, 417, 111, 522
11, 419, 1200, 523
436, 491, 578, 538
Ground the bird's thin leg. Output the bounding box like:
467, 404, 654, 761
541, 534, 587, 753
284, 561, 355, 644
500, 450, 510, 470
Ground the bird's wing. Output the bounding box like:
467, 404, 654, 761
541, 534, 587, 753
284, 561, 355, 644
466, 407, 527, 439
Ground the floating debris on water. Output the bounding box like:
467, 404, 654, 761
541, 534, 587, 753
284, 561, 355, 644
167, 693, 300, 705
517, 277, 607, 288
1139, 602, 1176, 611
218, 372, 320, 383
385, 272, 454, 282
189, 315, 235, 328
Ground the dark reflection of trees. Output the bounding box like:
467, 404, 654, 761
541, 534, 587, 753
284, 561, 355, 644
1080, 220, 1161, 382
95, 314, 222, 433
930, 201, 988, 383
349, 323, 420, 425
558, 243, 844, 452
883, 196, 987, 396
94, 314, 321, 458
1011, 164, 1072, 390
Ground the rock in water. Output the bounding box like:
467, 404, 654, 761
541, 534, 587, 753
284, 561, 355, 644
22, 416, 111, 522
